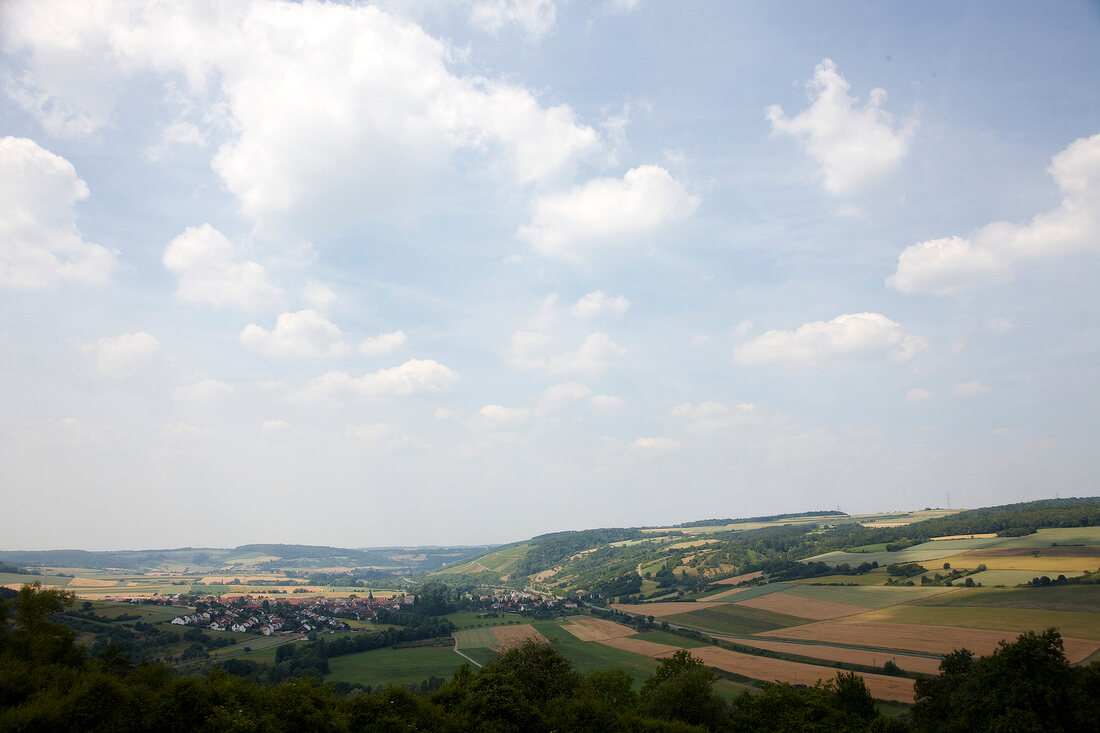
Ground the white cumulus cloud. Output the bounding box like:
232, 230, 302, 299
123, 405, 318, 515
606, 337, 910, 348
888, 132, 1100, 294
547, 332, 627, 377
520, 165, 698, 261
345, 422, 407, 449
240, 310, 349, 359
359, 331, 408, 357
906, 388, 934, 403
0, 137, 117, 290
478, 404, 531, 424
537, 382, 592, 414
952, 380, 991, 397
294, 359, 458, 406
163, 224, 281, 310
733, 313, 926, 367
1, 1, 600, 235
173, 378, 236, 407
89, 332, 162, 379
767, 59, 911, 196
570, 290, 630, 318
302, 278, 337, 313
630, 437, 681, 452
470, 0, 556, 38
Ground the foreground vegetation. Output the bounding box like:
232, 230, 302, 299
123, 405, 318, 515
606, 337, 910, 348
3, 584, 1099, 731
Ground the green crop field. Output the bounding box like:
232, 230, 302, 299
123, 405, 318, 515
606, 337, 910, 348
966, 569, 1086, 587
790, 573, 890, 586
912, 585, 1100, 614
630, 630, 708, 648
992, 527, 1100, 548
443, 611, 525, 629
532, 622, 661, 683
809, 547, 973, 568
862, 603, 1100, 641
782, 584, 955, 608
453, 628, 498, 649
325, 646, 467, 687
667, 604, 811, 636
0, 573, 72, 587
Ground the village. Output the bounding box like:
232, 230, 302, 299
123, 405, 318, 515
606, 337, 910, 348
161, 588, 573, 637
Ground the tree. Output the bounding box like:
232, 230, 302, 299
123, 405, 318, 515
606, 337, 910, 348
639, 649, 725, 728
912, 628, 1100, 732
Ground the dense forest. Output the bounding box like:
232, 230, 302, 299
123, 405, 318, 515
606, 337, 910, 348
2, 583, 1098, 731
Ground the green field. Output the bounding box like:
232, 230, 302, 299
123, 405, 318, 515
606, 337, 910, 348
862, 604, 1100, 641
0, 572, 72, 587
790, 573, 890, 586
453, 627, 498, 649
325, 646, 467, 687
437, 544, 532, 576
912, 585, 1100, 613
992, 527, 1100, 548
443, 611, 526, 629
667, 604, 811, 636
533, 622, 661, 683
966, 569, 1085, 587
782, 584, 955, 608
630, 630, 708, 648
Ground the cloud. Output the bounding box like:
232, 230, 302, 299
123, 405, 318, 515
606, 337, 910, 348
570, 290, 630, 318
2, 1, 599, 234
547, 332, 627, 377
173, 378, 236, 407
733, 320, 754, 338
733, 313, 926, 367
0, 137, 117, 289
434, 408, 455, 420
537, 382, 591, 414
952, 380, 991, 397
986, 318, 1015, 334
888, 133, 1100, 294
345, 422, 407, 449
767, 59, 911, 196
520, 165, 699, 261
302, 278, 336, 313
630, 436, 680, 452
478, 404, 531, 424
906, 388, 934, 403
261, 419, 290, 431
240, 310, 349, 359
293, 359, 458, 406
470, 0, 556, 38
670, 401, 760, 433
163, 224, 281, 310
589, 394, 622, 410
89, 332, 162, 379
359, 330, 408, 357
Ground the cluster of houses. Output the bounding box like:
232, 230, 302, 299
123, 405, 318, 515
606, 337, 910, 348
169, 594, 404, 636
476, 590, 577, 614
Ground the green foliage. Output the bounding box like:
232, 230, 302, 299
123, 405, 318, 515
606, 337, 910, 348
912, 628, 1100, 732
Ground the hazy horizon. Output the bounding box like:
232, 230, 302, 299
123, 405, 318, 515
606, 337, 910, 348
2, 1, 1097, 551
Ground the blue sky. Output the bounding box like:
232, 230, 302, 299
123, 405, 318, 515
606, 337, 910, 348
1, 0, 1097, 550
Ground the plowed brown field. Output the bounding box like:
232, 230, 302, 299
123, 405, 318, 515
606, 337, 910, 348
758, 621, 1100, 663
598, 637, 683, 657
734, 592, 869, 620
491, 624, 547, 651
715, 571, 764, 586
731, 638, 943, 675
612, 602, 725, 617
560, 617, 635, 641
671, 647, 916, 703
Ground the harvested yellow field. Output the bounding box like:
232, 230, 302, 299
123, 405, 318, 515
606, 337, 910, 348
706, 586, 751, 601
612, 602, 726, 618
200, 575, 286, 584
66, 578, 119, 588
491, 624, 547, 651
757, 621, 1100, 663
948, 548, 1100, 572
734, 593, 869, 621
672, 647, 915, 703
669, 539, 721, 550
533, 566, 561, 582
732, 638, 943, 675
715, 571, 764, 586
560, 617, 635, 642
599, 636, 683, 657
930, 533, 998, 541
